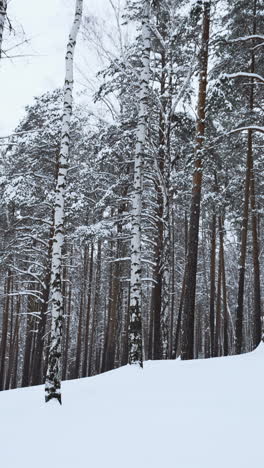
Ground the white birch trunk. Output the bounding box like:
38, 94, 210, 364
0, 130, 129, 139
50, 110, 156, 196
0, 0, 7, 59
45, 0, 83, 404
128, 0, 151, 367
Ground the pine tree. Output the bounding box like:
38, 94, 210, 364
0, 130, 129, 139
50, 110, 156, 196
181, 0, 211, 360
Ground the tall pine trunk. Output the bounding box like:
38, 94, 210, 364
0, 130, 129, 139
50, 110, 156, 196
209, 213, 216, 356
250, 166, 261, 348
128, 0, 151, 367
235, 139, 252, 354
45, 0, 83, 404
181, 1, 211, 360
235, 0, 258, 354
249, 1, 261, 348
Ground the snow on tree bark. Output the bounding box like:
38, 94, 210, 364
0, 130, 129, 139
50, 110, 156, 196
159, 157, 171, 359
0, 0, 7, 59
45, 0, 83, 404
156, 43, 171, 360
128, 0, 151, 367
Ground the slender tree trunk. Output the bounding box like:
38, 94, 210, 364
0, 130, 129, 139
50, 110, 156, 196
103, 240, 120, 372
151, 42, 171, 360
148, 288, 154, 360
120, 285, 129, 366
235, 139, 252, 354
209, 214, 216, 356
89, 241, 102, 376
128, 0, 151, 367
235, 0, 260, 354
62, 260, 72, 381
4, 274, 14, 390
195, 303, 203, 359
169, 209, 176, 359
22, 294, 36, 388
10, 304, 20, 390
214, 236, 222, 357
250, 0, 261, 347
29, 313, 38, 384
75, 292, 84, 379
161, 184, 171, 359
82, 243, 94, 377
219, 217, 228, 356
181, 1, 211, 360
0, 0, 7, 59
98, 295, 107, 374
235, 93, 255, 352
151, 195, 162, 360
0, 270, 11, 390
174, 268, 186, 358
5, 297, 20, 390
250, 167, 261, 348
45, 0, 83, 404
31, 228, 54, 385
73, 244, 88, 379
158, 48, 171, 360
173, 211, 188, 358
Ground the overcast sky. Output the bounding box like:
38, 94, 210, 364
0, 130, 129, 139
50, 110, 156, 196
0, 0, 111, 136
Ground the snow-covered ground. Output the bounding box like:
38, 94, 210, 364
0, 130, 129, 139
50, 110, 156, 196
0, 346, 263, 468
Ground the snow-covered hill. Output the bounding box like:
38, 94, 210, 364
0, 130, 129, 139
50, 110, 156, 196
1, 346, 263, 468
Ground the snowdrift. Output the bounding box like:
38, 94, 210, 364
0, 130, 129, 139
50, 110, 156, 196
0, 345, 263, 468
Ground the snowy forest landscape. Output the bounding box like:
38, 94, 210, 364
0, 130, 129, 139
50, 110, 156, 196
0, 0, 264, 466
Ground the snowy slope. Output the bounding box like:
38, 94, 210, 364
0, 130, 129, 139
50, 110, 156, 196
0, 346, 263, 468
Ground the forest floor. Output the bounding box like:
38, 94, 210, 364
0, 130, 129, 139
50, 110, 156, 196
0, 346, 263, 468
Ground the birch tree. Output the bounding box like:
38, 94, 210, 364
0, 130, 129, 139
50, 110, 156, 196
0, 0, 7, 59
128, 0, 151, 367
45, 0, 83, 404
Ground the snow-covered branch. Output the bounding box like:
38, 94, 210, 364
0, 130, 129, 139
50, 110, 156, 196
224, 72, 264, 83
230, 34, 264, 43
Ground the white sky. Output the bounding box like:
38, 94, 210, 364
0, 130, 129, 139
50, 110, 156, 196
0, 0, 111, 136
